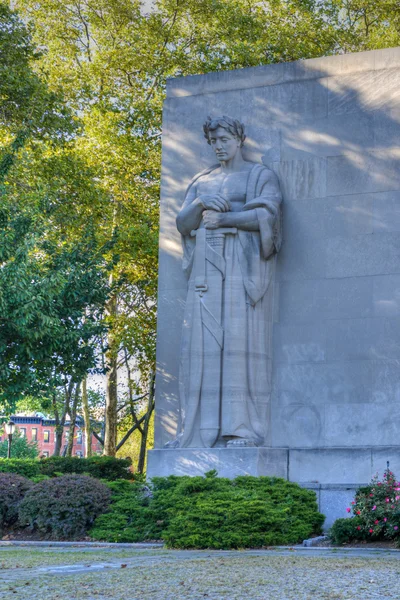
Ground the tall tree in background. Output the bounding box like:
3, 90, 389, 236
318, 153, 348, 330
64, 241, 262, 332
3, 0, 400, 464
0, 3, 111, 455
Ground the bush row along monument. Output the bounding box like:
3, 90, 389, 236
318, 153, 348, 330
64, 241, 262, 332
147, 47, 400, 528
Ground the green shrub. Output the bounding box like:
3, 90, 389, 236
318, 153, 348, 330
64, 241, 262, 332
0, 458, 40, 478
90, 480, 162, 543
329, 516, 365, 544
19, 474, 112, 539
330, 468, 400, 545
0, 456, 132, 481
39, 456, 132, 480
0, 472, 33, 531
91, 472, 325, 549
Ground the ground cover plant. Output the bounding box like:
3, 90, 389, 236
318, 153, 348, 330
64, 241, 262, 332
91, 471, 324, 548
0, 472, 32, 532
18, 474, 111, 539
330, 468, 400, 546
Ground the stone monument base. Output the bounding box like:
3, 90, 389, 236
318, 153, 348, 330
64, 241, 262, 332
147, 446, 400, 530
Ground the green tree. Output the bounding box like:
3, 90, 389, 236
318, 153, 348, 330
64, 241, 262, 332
8, 0, 400, 462
0, 428, 39, 459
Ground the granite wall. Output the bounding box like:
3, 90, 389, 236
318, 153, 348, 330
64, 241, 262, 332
155, 47, 400, 460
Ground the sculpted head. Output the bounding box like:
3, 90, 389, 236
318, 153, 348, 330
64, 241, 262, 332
203, 115, 246, 163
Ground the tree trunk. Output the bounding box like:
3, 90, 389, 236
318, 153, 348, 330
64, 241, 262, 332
66, 384, 79, 457
82, 377, 92, 457
104, 293, 118, 456
137, 371, 155, 474
52, 383, 72, 456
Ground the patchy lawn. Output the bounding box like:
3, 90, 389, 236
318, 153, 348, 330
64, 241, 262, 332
1, 547, 400, 599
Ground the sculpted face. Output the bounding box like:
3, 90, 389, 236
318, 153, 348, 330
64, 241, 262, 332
208, 127, 241, 163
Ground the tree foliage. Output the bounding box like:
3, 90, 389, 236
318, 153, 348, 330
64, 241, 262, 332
0, 429, 39, 459
2, 0, 399, 458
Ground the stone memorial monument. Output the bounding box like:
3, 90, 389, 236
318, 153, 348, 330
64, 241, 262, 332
172, 115, 282, 450
148, 47, 400, 528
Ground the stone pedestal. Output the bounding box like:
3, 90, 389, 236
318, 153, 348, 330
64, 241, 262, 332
148, 445, 400, 530
148, 445, 400, 483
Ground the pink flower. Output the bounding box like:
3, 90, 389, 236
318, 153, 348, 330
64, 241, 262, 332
394, 526, 399, 531
346, 508, 351, 513
369, 528, 374, 533
386, 498, 390, 503
357, 526, 361, 530
351, 501, 355, 505
396, 496, 400, 501
356, 511, 361, 515
374, 520, 379, 524
384, 518, 387, 522
370, 494, 374, 497
372, 506, 376, 511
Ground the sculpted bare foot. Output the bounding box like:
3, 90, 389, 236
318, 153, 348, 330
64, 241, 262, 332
226, 438, 257, 448
164, 438, 180, 448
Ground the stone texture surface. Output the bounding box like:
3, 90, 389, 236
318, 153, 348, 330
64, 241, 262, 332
154, 46, 400, 496
147, 446, 392, 486
147, 447, 289, 479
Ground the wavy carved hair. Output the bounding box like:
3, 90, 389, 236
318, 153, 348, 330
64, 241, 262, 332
203, 115, 246, 147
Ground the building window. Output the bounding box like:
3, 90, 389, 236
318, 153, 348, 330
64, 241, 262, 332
76, 430, 82, 444
64, 431, 69, 441
31, 428, 38, 442
43, 430, 50, 443
19, 428, 26, 438
76, 451, 83, 458
42, 451, 49, 458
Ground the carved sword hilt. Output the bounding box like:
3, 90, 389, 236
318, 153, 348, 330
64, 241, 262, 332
191, 227, 237, 296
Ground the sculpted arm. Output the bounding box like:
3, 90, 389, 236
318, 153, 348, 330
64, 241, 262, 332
203, 208, 260, 231
176, 185, 203, 236
176, 181, 231, 236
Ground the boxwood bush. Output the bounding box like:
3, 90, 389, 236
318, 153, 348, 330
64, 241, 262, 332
0, 456, 132, 481
19, 475, 112, 539
91, 472, 325, 549
39, 456, 132, 480
0, 472, 33, 531
0, 458, 40, 478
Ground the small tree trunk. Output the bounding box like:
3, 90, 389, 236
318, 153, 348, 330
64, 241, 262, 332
104, 353, 118, 456
52, 380, 72, 456
82, 378, 92, 457
137, 371, 155, 474
66, 385, 79, 457
104, 293, 118, 457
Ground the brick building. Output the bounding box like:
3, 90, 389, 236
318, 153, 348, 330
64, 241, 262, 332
2, 415, 102, 457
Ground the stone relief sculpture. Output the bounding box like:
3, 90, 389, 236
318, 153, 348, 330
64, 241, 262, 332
172, 115, 282, 448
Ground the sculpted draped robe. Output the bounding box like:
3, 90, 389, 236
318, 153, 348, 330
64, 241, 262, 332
178, 162, 282, 448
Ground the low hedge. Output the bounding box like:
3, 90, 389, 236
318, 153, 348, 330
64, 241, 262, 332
91, 472, 325, 549
0, 458, 40, 478
0, 456, 132, 481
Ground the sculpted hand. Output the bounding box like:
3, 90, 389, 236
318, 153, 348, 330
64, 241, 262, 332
203, 210, 224, 229
198, 194, 231, 212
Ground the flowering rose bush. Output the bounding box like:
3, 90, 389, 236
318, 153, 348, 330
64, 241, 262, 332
330, 468, 400, 545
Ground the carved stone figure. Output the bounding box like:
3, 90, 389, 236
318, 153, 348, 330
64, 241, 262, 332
173, 115, 282, 448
